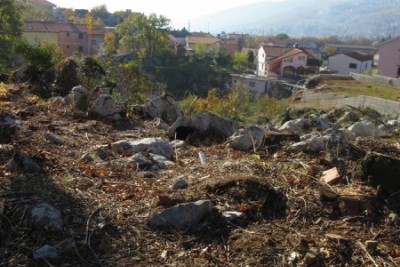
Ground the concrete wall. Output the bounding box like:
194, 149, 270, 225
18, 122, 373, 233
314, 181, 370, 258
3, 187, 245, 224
292, 95, 400, 116
351, 73, 400, 88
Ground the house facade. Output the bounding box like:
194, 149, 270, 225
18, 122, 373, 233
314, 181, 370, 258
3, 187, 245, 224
328, 52, 373, 75
23, 21, 104, 57
230, 74, 277, 95
376, 36, 400, 78
257, 45, 320, 78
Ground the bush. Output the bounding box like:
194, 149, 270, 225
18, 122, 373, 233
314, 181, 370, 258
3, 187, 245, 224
15, 39, 63, 71
180, 84, 289, 123
78, 56, 106, 90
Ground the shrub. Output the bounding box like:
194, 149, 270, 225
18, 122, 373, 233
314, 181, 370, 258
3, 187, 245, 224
15, 39, 63, 71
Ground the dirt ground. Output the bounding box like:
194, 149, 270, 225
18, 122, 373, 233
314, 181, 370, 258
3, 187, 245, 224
1, 88, 400, 267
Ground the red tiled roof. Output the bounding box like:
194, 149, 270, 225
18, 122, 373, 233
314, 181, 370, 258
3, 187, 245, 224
24, 21, 103, 35
261, 45, 292, 58
186, 36, 220, 45
27, 0, 56, 8
268, 48, 315, 63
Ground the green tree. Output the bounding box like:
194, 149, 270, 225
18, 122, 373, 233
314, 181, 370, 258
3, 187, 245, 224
232, 52, 247, 73
116, 13, 170, 57
276, 33, 289, 40
0, 0, 23, 73
90, 5, 109, 21
103, 32, 117, 56
15, 39, 64, 71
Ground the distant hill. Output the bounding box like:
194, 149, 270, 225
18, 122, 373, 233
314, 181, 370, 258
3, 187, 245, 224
187, 0, 400, 37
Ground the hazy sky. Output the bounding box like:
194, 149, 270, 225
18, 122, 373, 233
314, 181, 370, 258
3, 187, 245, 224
50, 0, 282, 28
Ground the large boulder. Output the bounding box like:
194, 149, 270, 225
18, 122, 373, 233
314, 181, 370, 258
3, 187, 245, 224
89, 94, 123, 120
228, 126, 266, 152
144, 94, 183, 125
53, 59, 80, 97
348, 120, 383, 138
66, 85, 89, 112
168, 112, 239, 144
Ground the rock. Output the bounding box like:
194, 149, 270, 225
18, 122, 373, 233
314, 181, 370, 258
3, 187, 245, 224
348, 120, 383, 138
0, 144, 15, 158
222, 211, 246, 223
31, 203, 64, 232
355, 152, 400, 194
66, 85, 89, 112
387, 213, 400, 225
111, 138, 173, 160
12, 65, 38, 83
0, 110, 19, 143
81, 153, 94, 162
120, 152, 174, 171
96, 146, 113, 160
287, 136, 329, 153
32, 238, 75, 264
149, 200, 214, 230
17, 105, 35, 119
145, 94, 183, 125
89, 94, 123, 121
228, 126, 266, 152
168, 112, 239, 144
33, 244, 60, 264
172, 178, 188, 190
13, 151, 43, 174
278, 118, 305, 133
150, 153, 175, 169
53, 58, 80, 97
336, 111, 359, 125
45, 131, 64, 145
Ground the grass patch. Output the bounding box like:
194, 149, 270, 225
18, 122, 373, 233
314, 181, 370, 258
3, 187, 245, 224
320, 79, 400, 101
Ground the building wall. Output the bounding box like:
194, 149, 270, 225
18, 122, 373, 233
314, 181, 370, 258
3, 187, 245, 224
378, 38, 400, 78
257, 47, 266, 76
279, 52, 309, 74
328, 54, 372, 75
23, 32, 58, 45
231, 75, 277, 94
58, 31, 88, 57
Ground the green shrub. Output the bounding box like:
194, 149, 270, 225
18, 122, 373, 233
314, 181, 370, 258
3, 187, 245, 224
15, 39, 63, 71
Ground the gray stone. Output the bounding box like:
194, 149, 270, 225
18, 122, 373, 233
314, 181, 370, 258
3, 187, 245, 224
172, 178, 188, 190
278, 118, 305, 133
228, 125, 266, 152
168, 112, 239, 141
45, 131, 64, 145
96, 146, 113, 160
145, 94, 183, 125
89, 94, 122, 120
31, 203, 64, 232
111, 138, 173, 159
13, 151, 43, 174
33, 245, 60, 263
222, 211, 246, 222
0, 110, 19, 143
348, 120, 383, 137
149, 200, 213, 230
67, 85, 89, 111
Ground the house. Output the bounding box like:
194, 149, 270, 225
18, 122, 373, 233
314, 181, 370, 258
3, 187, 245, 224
231, 74, 277, 95
328, 52, 373, 75
376, 36, 400, 78
257, 45, 320, 78
23, 20, 104, 57
185, 36, 221, 50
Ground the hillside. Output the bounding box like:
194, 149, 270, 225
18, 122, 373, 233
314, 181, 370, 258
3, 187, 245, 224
189, 0, 400, 37
1, 76, 400, 266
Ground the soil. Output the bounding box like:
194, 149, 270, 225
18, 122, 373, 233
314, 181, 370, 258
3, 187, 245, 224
1, 87, 400, 267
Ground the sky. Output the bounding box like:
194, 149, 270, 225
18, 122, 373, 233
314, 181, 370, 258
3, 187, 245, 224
49, 0, 283, 29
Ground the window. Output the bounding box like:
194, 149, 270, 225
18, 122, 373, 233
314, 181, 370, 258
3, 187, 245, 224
66, 33, 70, 37
284, 57, 293, 63
298, 55, 306, 61
233, 79, 237, 84
78, 46, 84, 52
397, 67, 400, 76
249, 81, 256, 88
79, 33, 83, 39
349, 63, 357, 69
66, 45, 70, 48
